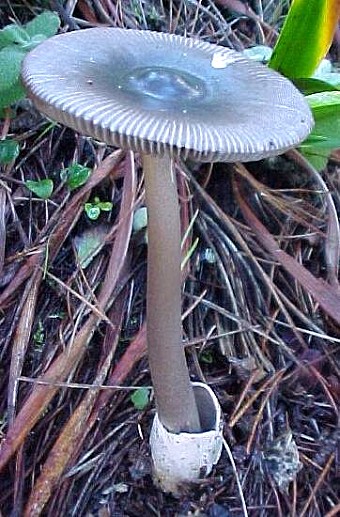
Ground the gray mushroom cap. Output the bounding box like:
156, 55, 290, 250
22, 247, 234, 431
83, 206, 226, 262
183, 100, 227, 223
21, 28, 313, 162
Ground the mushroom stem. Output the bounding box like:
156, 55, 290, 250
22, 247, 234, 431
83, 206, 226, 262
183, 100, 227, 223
142, 153, 201, 434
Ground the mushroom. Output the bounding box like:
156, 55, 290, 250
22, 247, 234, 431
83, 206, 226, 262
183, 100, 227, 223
21, 27, 313, 491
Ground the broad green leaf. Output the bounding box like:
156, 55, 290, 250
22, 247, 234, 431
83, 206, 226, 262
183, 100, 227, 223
0, 83, 26, 110
18, 34, 46, 51
0, 12, 60, 52
0, 46, 26, 91
0, 24, 30, 49
307, 90, 340, 110
60, 163, 92, 190
269, 0, 340, 78
25, 179, 54, 199
293, 77, 340, 95
0, 27, 14, 49
299, 91, 340, 168
302, 137, 340, 150
24, 11, 60, 40
130, 388, 150, 410
0, 46, 26, 109
0, 139, 19, 164
300, 152, 329, 172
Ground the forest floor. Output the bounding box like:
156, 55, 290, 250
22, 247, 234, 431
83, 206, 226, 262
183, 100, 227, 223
0, 1, 340, 516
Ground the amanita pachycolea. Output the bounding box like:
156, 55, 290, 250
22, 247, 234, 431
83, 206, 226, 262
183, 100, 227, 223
21, 27, 313, 492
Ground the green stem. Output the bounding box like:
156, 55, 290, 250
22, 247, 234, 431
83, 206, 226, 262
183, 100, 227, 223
142, 153, 201, 434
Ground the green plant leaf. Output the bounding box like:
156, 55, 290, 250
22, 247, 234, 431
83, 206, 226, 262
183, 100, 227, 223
0, 46, 26, 91
0, 83, 26, 110
0, 139, 19, 164
84, 204, 101, 220
307, 90, 340, 110
299, 91, 340, 168
0, 24, 30, 49
97, 201, 113, 212
130, 388, 150, 410
0, 12, 60, 52
302, 153, 329, 171
293, 77, 340, 96
84, 198, 113, 220
0, 45, 26, 109
60, 163, 92, 190
0, 26, 14, 49
25, 179, 54, 199
24, 11, 60, 40
269, 0, 340, 78
200, 351, 214, 364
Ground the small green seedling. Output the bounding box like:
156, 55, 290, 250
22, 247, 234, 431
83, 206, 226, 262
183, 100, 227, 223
84, 197, 113, 221
25, 179, 54, 199
0, 11, 60, 111
199, 350, 214, 364
60, 163, 92, 191
0, 139, 19, 164
130, 387, 150, 410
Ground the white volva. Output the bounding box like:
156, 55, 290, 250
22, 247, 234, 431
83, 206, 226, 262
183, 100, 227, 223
150, 382, 223, 493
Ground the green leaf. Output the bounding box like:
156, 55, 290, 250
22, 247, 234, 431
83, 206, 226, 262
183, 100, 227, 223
84, 198, 113, 220
0, 139, 19, 164
0, 13, 60, 55
130, 388, 150, 410
269, 0, 340, 79
0, 83, 26, 110
84, 204, 101, 220
200, 351, 214, 364
25, 179, 54, 199
301, 134, 329, 147
300, 152, 329, 172
0, 41, 26, 109
0, 24, 30, 49
60, 163, 92, 190
98, 201, 113, 212
293, 77, 340, 96
0, 26, 15, 49
24, 11, 60, 40
307, 91, 340, 110
299, 91, 340, 168
0, 46, 26, 91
